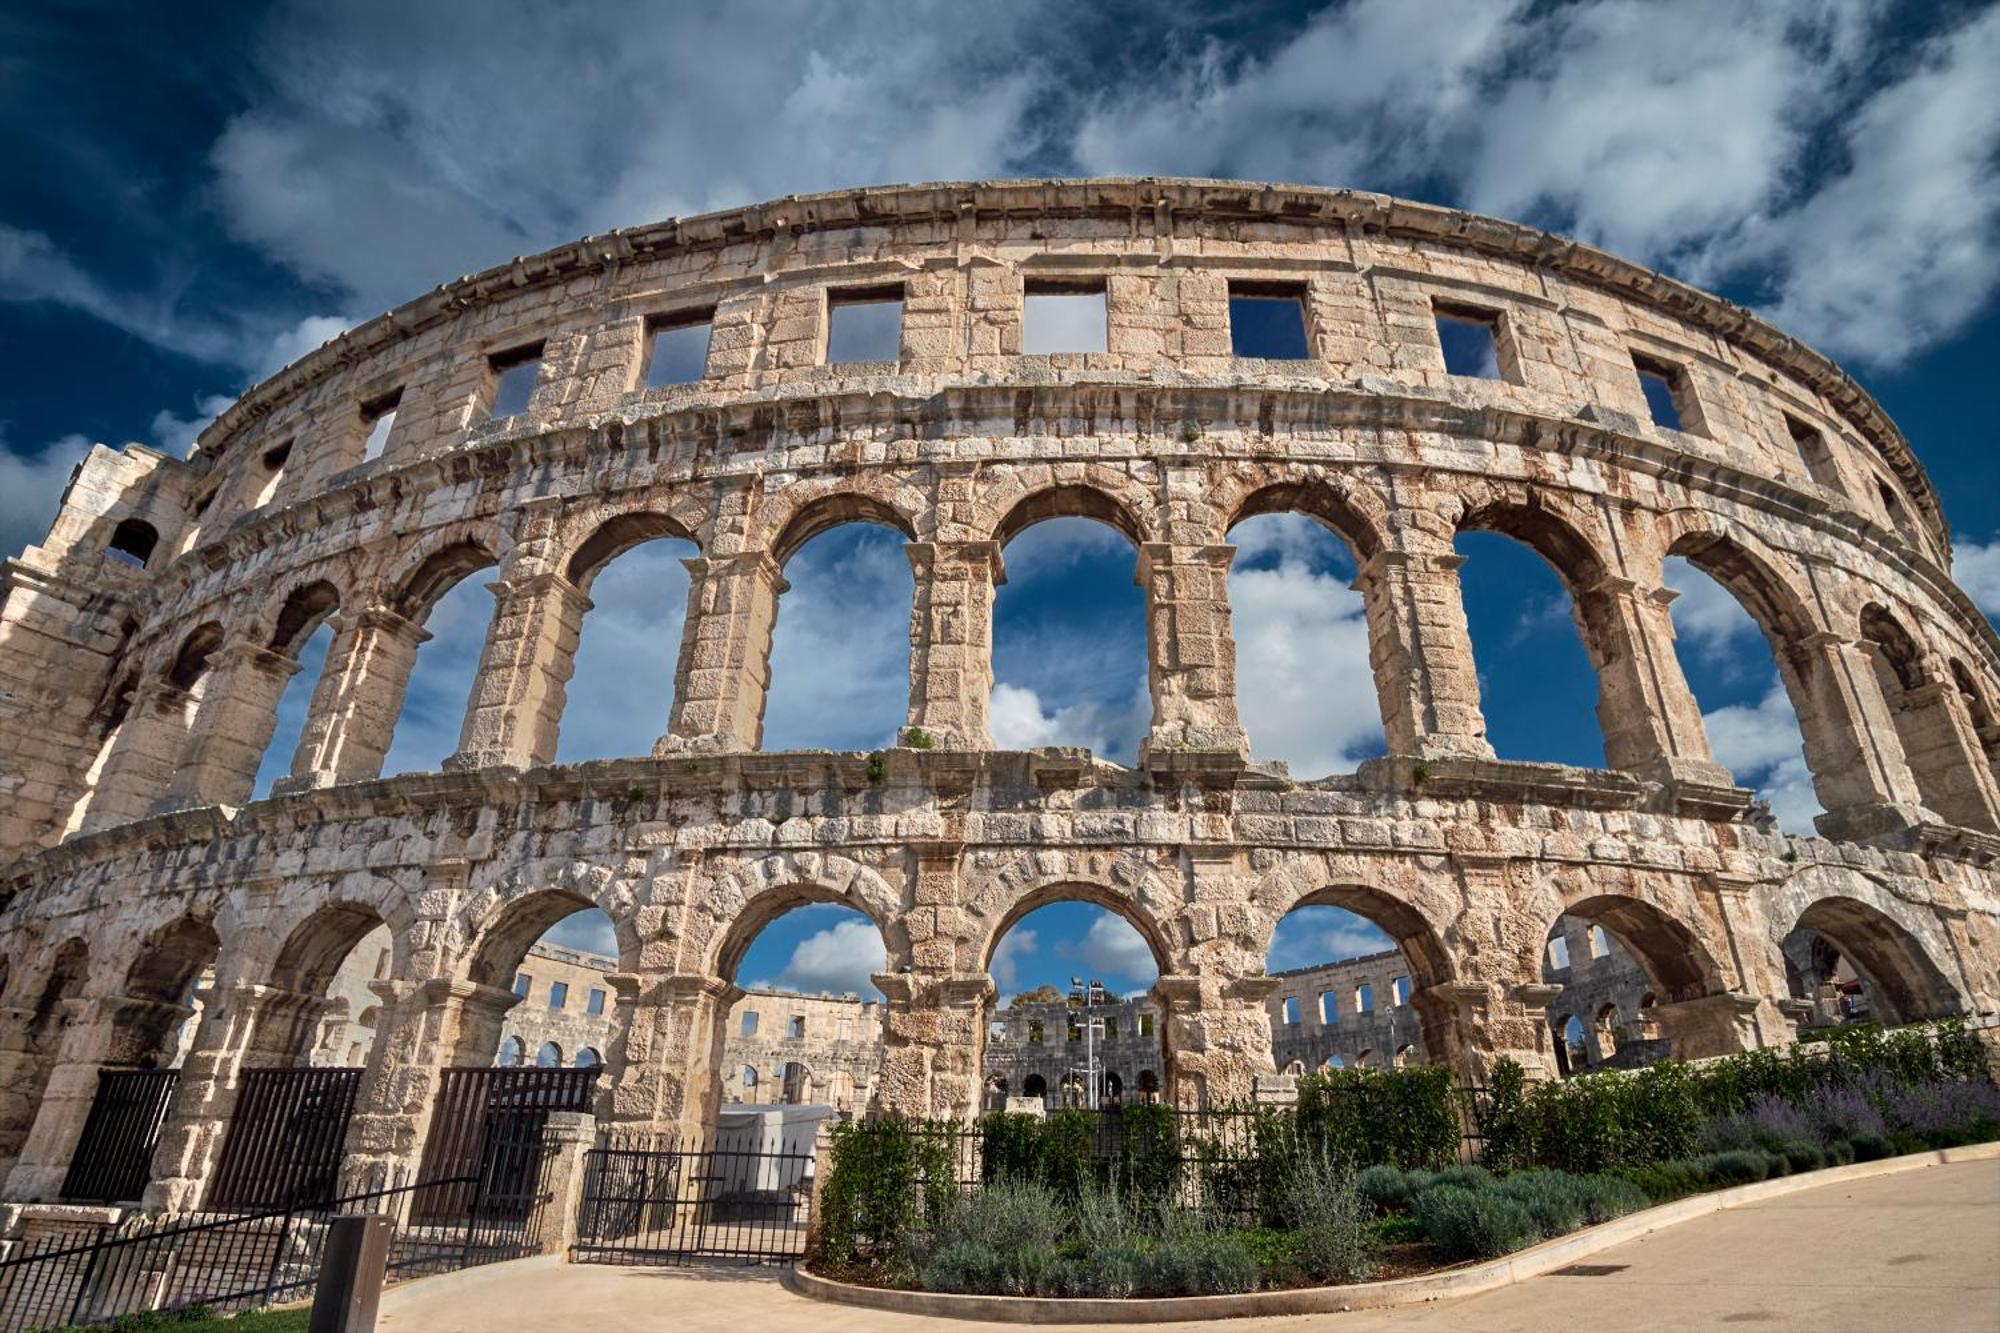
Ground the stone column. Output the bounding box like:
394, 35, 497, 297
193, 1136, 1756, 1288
1784, 632, 1927, 840
656, 553, 786, 755
1354, 549, 1494, 760
339, 978, 518, 1191
76, 682, 198, 833
1155, 974, 1278, 1110
874, 971, 992, 1120
3, 992, 193, 1201
152, 645, 300, 813
598, 974, 740, 1140
1409, 981, 1560, 1085
275, 609, 430, 793
445, 572, 593, 772
1577, 577, 1737, 789
143, 982, 321, 1212
0, 1004, 56, 1186
1890, 677, 2000, 832
529, 1110, 597, 1254
904, 541, 1003, 748
1137, 543, 1250, 767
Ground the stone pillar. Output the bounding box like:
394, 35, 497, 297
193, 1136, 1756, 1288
76, 682, 198, 833
1154, 974, 1278, 1110
1578, 577, 1737, 789
152, 646, 300, 813
1137, 543, 1250, 766
529, 1110, 596, 1254
143, 982, 320, 1212
1646, 992, 1765, 1060
903, 541, 1002, 748
1785, 632, 1927, 840
339, 978, 517, 1191
656, 553, 785, 755
598, 974, 739, 1139
1890, 677, 2000, 832
1354, 550, 1494, 760
1411, 981, 1561, 1085
4, 992, 193, 1202
0, 1004, 56, 1186
445, 572, 592, 772
276, 609, 430, 793
874, 971, 992, 1120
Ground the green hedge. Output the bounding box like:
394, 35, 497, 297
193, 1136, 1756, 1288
812, 1116, 956, 1270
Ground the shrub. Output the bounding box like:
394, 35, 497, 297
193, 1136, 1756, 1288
1495, 1169, 1587, 1235
1413, 1185, 1542, 1261
1368, 1213, 1425, 1246
813, 1118, 955, 1272
1775, 1140, 1825, 1174
925, 1176, 1066, 1258
1576, 1174, 1649, 1223
1138, 1232, 1261, 1296
1428, 1164, 1493, 1192
1355, 1163, 1415, 1209
1041, 1244, 1145, 1298
1704, 1150, 1770, 1186
977, 1112, 1046, 1185
1849, 1132, 1894, 1162
1279, 1151, 1375, 1284
922, 1240, 1013, 1295
1296, 1065, 1461, 1171
1824, 1139, 1856, 1167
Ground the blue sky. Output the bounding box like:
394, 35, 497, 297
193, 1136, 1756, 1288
6, 1, 2000, 997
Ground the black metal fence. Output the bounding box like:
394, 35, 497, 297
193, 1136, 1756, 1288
60, 1070, 181, 1204
413, 1066, 599, 1223
206, 1066, 363, 1210
574, 1126, 814, 1266
0, 1160, 556, 1333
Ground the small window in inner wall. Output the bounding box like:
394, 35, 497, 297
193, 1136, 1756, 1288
586, 988, 606, 1016
645, 312, 713, 387
789, 1014, 806, 1039
1023, 279, 1108, 354
1588, 925, 1610, 959
740, 1011, 759, 1037
826, 286, 904, 363
1392, 976, 1412, 1006
512, 972, 532, 999
1283, 996, 1301, 1026
487, 344, 544, 420
106, 518, 160, 568
548, 981, 568, 1011
1228, 282, 1310, 359
1139, 1013, 1154, 1037
1355, 984, 1374, 1015
1319, 992, 1336, 1024
1434, 304, 1504, 379
359, 390, 401, 461
742, 1065, 758, 1089
1546, 936, 1572, 971
1632, 354, 1693, 433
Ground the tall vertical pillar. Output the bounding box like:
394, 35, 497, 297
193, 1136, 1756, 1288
1786, 632, 1928, 839
1155, 974, 1279, 1110
599, 974, 739, 1139
874, 971, 991, 1121
153, 646, 300, 812
445, 572, 592, 772
1137, 543, 1250, 766
75, 682, 198, 833
656, 553, 785, 754
1576, 576, 1736, 788
904, 541, 1002, 748
1355, 549, 1494, 760
275, 608, 429, 793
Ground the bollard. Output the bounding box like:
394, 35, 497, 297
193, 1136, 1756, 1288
310, 1214, 392, 1333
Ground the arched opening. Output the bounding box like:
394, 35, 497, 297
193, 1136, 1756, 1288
1859, 605, 1992, 830
497, 1036, 525, 1067
1552, 1015, 1588, 1077
107, 517, 160, 568
1661, 554, 1823, 834
477, 897, 624, 1086
715, 896, 890, 1119
1594, 1004, 1621, 1061
1022, 1073, 1048, 1100
1948, 660, 2000, 778
535, 1041, 563, 1069
1266, 887, 1452, 1075
1784, 897, 1961, 1028
263, 902, 396, 1070
557, 517, 698, 763
1540, 896, 1730, 1063
0, 941, 89, 1178
574, 1047, 602, 1068
1225, 507, 1383, 777
123, 916, 222, 1071
981, 889, 1166, 1111
1455, 516, 1608, 767
253, 582, 342, 800
991, 497, 1150, 759
763, 510, 913, 751
381, 543, 498, 776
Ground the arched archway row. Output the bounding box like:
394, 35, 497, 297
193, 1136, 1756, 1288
32, 446, 1999, 858
0, 822, 1992, 1207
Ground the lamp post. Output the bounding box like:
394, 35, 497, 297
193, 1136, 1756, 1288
1068, 977, 1108, 1110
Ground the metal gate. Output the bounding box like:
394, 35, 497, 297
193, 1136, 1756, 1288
204, 1066, 363, 1209
59, 1069, 180, 1203
573, 1128, 813, 1264
412, 1067, 599, 1222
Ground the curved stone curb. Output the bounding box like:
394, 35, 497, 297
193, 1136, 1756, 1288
783, 1142, 2000, 1324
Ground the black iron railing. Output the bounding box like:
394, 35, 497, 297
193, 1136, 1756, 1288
574, 1126, 813, 1265
59, 1070, 181, 1204
206, 1066, 364, 1210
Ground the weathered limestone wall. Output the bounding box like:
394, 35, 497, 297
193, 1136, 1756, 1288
0, 179, 1991, 1211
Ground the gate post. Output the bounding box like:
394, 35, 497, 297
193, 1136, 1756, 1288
532, 1109, 597, 1256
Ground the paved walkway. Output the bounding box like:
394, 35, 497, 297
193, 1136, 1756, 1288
377, 1157, 2000, 1333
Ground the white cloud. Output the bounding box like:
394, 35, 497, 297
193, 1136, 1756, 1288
150, 395, 238, 459
775, 918, 887, 997
1077, 913, 1156, 983
1701, 677, 1823, 835
0, 432, 94, 560
1228, 546, 1383, 775
1953, 537, 2000, 621
1662, 555, 1764, 655
255, 315, 354, 380
763, 526, 913, 751
1268, 907, 1395, 973
988, 680, 1150, 760
992, 927, 1037, 994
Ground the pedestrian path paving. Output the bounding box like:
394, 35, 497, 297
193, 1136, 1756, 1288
377, 1157, 2000, 1333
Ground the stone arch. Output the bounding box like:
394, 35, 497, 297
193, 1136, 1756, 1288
0, 938, 89, 1178
1661, 519, 1819, 647
166, 622, 225, 690
385, 535, 501, 621
562, 510, 702, 591
1948, 657, 2000, 776
260, 899, 404, 1067
990, 483, 1150, 549
1783, 890, 1962, 1025
118, 913, 222, 1068
1255, 882, 1456, 994
1858, 602, 1994, 830
697, 853, 904, 982
265, 580, 343, 656
1226, 479, 1386, 561
1533, 890, 1729, 1005
975, 879, 1176, 980
462, 887, 606, 991
766, 491, 919, 569
1457, 493, 1612, 588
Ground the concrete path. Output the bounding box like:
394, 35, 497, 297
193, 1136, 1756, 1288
376, 1157, 2000, 1333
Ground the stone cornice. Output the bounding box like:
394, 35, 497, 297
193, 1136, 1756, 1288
183, 179, 1939, 541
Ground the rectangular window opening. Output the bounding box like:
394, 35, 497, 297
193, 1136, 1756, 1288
548, 980, 568, 1011
741, 1011, 759, 1036
1139, 1013, 1154, 1037
1632, 354, 1688, 432
511, 972, 531, 999
1547, 936, 1572, 971
1435, 304, 1504, 380
358, 390, 402, 462
1783, 413, 1842, 488
1318, 992, 1336, 1024
644, 311, 713, 388
1282, 996, 1301, 1026
1392, 976, 1412, 1007
825, 286, 904, 364
487, 343, 544, 420
1023, 279, 1108, 355
587, 988, 606, 1016
789, 1015, 806, 1039
1229, 282, 1310, 359
1354, 984, 1374, 1015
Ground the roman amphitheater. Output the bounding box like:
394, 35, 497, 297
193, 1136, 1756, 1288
0, 177, 1995, 1220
